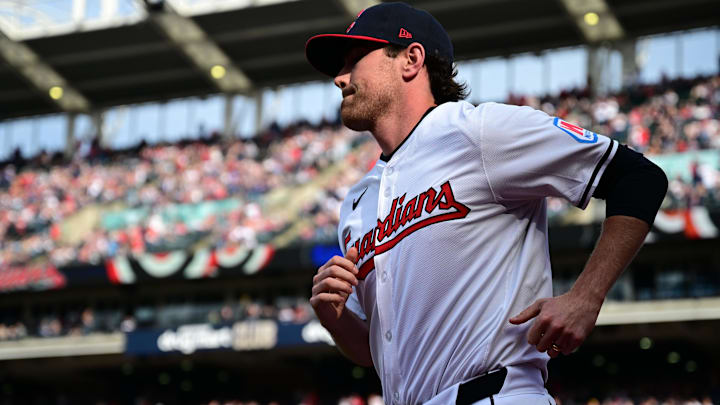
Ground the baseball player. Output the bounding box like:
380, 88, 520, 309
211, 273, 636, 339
306, 3, 667, 404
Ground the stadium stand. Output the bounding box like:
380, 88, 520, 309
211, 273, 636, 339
1, 74, 717, 273
0, 73, 716, 404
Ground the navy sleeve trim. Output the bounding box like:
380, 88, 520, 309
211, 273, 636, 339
579, 140, 614, 207
593, 144, 669, 226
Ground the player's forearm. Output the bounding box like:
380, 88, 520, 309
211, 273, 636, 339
322, 308, 373, 367
568, 215, 649, 306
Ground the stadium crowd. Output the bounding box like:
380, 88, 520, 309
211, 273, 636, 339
0, 74, 718, 269
0, 296, 315, 341
0, 122, 364, 269
298, 74, 720, 240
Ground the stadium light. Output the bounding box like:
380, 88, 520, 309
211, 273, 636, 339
210, 65, 226, 79
639, 336, 652, 350
0, 29, 90, 112
49, 86, 64, 100
584, 12, 599, 26
559, 0, 624, 42
667, 352, 680, 364
144, 2, 252, 93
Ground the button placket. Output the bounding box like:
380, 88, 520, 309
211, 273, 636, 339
376, 162, 398, 402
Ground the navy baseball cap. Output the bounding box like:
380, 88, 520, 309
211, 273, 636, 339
305, 2, 453, 77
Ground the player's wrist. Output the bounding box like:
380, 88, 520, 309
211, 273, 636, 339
317, 306, 346, 330
567, 285, 605, 310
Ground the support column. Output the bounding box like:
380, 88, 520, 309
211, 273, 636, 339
93, 110, 106, 148
65, 113, 77, 159
187, 99, 195, 139
472, 62, 481, 103
31, 117, 40, 158
716, 28, 720, 73
72, 0, 87, 24
506, 57, 514, 97
254, 90, 263, 134
542, 52, 551, 95
223, 93, 234, 139
617, 39, 639, 88
101, 0, 118, 20
586, 45, 611, 97
675, 35, 683, 78
157, 102, 166, 144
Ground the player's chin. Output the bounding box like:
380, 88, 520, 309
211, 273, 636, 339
340, 106, 371, 132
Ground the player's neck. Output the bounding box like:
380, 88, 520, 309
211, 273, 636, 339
371, 95, 436, 156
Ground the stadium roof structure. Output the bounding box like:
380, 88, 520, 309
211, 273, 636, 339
0, 0, 717, 120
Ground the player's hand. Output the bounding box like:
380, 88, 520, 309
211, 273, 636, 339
508, 292, 602, 358
310, 247, 359, 324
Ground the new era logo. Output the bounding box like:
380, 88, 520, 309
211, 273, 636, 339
398, 28, 412, 39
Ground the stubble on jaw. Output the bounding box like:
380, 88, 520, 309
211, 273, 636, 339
339, 62, 398, 132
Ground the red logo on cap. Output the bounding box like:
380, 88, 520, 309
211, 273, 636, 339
398, 28, 412, 39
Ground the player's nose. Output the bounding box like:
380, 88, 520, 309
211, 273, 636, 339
334, 65, 351, 90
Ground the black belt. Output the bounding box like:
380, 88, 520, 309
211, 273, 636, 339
456, 367, 507, 405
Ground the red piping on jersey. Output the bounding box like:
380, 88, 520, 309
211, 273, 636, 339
358, 258, 375, 280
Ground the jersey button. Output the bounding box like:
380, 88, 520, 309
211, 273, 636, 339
385, 331, 392, 342
393, 392, 400, 402
381, 271, 388, 282
387, 166, 394, 175
384, 188, 391, 197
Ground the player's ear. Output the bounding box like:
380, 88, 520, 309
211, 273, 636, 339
401, 43, 425, 81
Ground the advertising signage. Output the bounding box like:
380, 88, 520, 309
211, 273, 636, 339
125, 320, 334, 355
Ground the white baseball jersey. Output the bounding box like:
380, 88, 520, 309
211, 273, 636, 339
337, 101, 617, 405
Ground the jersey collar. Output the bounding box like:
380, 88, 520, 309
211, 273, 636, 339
379, 105, 437, 162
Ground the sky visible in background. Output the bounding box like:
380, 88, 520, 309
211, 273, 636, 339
0, 25, 718, 158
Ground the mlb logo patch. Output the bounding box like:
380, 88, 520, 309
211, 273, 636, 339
553, 118, 598, 144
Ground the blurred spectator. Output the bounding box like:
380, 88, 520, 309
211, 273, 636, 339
0, 121, 367, 268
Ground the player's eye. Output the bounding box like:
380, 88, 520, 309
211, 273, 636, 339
345, 45, 377, 66
344, 50, 364, 66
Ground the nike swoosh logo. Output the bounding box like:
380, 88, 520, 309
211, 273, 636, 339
352, 187, 368, 210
